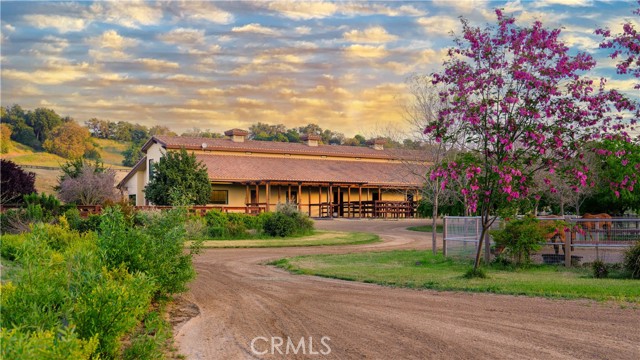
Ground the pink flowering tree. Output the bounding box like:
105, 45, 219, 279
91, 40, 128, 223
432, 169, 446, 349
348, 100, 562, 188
426, 10, 637, 270
596, 1, 640, 89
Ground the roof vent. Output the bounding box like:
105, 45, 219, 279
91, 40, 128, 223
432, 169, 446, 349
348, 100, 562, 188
301, 134, 321, 147
224, 128, 249, 143
367, 138, 385, 150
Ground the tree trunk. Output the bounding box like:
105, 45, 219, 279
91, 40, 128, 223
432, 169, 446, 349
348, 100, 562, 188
560, 202, 565, 216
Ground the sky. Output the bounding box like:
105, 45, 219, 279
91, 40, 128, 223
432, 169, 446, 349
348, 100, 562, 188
1, 0, 638, 138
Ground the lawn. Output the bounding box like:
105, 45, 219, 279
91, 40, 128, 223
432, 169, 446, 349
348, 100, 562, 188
273, 250, 640, 303
1, 139, 131, 168
407, 224, 443, 233
197, 231, 379, 248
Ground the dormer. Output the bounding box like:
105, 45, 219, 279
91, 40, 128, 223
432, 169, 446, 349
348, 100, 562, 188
224, 128, 249, 143
301, 133, 321, 147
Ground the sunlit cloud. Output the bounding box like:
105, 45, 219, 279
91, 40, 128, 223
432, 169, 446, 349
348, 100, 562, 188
90, 0, 162, 28
232, 23, 280, 36
417, 16, 461, 36
343, 26, 398, 43
158, 28, 205, 45
135, 58, 180, 71
2, 61, 94, 85
164, 0, 234, 24
344, 44, 389, 59
24, 14, 88, 33
266, 1, 338, 20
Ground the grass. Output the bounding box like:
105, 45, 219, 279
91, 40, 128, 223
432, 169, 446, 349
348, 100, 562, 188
273, 250, 640, 303
197, 231, 380, 248
407, 224, 443, 233
1, 139, 131, 168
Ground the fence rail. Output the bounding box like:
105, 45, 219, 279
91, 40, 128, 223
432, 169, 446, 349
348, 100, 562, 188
443, 216, 640, 266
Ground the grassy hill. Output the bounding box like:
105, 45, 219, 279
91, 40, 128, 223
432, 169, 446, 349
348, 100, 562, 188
1, 139, 131, 194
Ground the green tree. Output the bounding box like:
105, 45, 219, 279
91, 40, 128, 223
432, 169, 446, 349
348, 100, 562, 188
144, 148, 211, 206
122, 142, 144, 167
25, 108, 63, 144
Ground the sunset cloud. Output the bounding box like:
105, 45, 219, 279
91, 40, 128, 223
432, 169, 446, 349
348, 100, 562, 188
343, 26, 398, 43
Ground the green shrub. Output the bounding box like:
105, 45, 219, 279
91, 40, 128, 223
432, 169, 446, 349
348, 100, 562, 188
591, 260, 609, 278
98, 207, 199, 296
490, 216, 546, 265
63, 208, 101, 234
24, 193, 61, 217
184, 216, 207, 240
624, 240, 640, 279
72, 266, 155, 358
263, 212, 296, 237
204, 210, 228, 228
463, 267, 487, 279
0, 208, 31, 234
0, 234, 25, 260
1, 327, 98, 360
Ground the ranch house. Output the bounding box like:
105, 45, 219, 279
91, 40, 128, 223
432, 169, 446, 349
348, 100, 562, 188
117, 129, 429, 218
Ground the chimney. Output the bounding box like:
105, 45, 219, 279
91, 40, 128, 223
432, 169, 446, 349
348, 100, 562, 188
367, 138, 385, 150
301, 133, 321, 147
224, 128, 249, 143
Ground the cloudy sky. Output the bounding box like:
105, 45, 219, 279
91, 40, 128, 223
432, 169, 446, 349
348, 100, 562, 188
1, 0, 638, 137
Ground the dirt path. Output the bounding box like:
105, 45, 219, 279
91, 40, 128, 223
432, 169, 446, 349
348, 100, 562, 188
174, 219, 640, 359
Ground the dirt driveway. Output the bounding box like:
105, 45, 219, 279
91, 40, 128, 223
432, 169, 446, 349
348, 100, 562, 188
174, 219, 640, 359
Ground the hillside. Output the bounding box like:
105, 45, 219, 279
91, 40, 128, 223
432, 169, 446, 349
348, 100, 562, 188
1, 139, 131, 194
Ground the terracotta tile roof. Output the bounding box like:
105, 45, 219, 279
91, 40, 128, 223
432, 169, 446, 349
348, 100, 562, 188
197, 154, 427, 187
147, 135, 426, 161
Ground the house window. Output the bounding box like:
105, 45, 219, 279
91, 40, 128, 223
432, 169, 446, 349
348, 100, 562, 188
210, 190, 228, 204
128, 194, 136, 205
148, 159, 155, 180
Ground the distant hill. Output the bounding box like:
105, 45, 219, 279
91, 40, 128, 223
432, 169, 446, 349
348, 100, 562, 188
1, 139, 131, 194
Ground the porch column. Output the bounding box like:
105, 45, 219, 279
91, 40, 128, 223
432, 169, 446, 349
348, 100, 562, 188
347, 186, 351, 217
278, 185, 281, 203
318, 185, 322, 217
288, 184, 292, 203
245, 184, 250, 205
298, 182, 302, 211
308, 185, 312, 216
358, 185, 362, 218
337, 186, 341, 218
329, 183, 333, 219
266, 182, 271, 212
255, 183, 260, 204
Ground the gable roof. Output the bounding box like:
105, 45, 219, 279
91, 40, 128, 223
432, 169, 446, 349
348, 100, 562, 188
142, 135, 427, 161
197, 154, 426, 187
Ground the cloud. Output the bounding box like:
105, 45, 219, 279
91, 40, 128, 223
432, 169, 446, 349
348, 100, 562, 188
2, 61, 94, 85
91, 0, 162, 28
135, 58, 180, 71
4, 24, 15, 32
561, 33, 600, 52
128, 85, 175, 95
266, 1, 338, 20
23, 35, 69, 57
232, 23, 280, 36
431, 0, 490, 13
165, 0, 234, 24
295, 26, 312, 35
344, 44, 389, 59
343, 26, 398, 43
158, 28, 205, 45
23, 14, 87, 33
91, 30, 139, 49
533, 0, 592, 7
417, 16, 461, 36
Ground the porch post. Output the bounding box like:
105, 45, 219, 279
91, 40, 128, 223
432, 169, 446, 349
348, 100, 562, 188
298, 182, 302, 211
278, 185, 281, 204
337, 186, 341, 218
255, 183, 260, 204
245, 184, 249, 205
308, 185, 312, 216
329, 183, 333, 219
347, 185, 351, 217
288, 185, 292, 203
358, 185, 362, 218
266, 182, 271, 212
318, 185, 322, 217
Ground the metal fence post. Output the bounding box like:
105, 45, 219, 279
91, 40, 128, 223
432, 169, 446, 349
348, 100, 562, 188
443, 216, 447, 257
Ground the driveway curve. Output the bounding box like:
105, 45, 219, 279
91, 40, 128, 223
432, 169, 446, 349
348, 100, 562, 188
174, 219, 639, 360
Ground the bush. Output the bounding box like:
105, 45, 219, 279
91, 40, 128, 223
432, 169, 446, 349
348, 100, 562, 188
0, 233, 24, 260
0, 159, 36, 205
263, 212, 297, 237
624, 240, 640, 279
463, 267, 487, 279
490, 216, 546, 265
98, 207, 199, 296
1, 327, 98, 360
591, 260, 609, 278
63, 208, 102, 233
0, 209, 31, 234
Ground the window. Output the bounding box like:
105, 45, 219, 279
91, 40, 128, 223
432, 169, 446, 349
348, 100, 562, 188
210, 190, 228, 204
128, 194, 136, 205
148, 159, 154, 180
